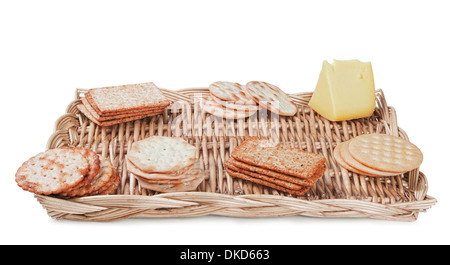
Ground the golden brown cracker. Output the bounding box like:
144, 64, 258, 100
225, 161, 309, 190
348, 133, 423, 173
231, 137, 326, 179
225, 157, 318, 187
336, 141, 397, 177
226, 168, 310, 196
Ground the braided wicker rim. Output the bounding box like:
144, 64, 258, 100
36, 88, 436, 221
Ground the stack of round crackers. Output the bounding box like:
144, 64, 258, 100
126, 136, 205, 193
203, 81, 298, 119
78, 82, 170, 127
15, 147, 119, 197
225, 137, 326, 196
333, 133, 423, 177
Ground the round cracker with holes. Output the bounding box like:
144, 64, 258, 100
15, 148, 90, 195
208, 81, 256, 105
348, 133, 423, 173
244, 81, 297, 116
337, 141, 397, 177
127, 136, 197, 173
65, 147, 101, 188
202, 97, 257, 120
59, 156, 115, 197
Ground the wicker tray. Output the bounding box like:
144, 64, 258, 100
35, 88, 436, 221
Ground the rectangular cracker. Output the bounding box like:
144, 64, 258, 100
226, 161, 309, 190
77, 104, 163, 127
84, 93, 165, 117
85, 82, 170, 115
231, 137, 326, 179
226, 168, 310, 196
81, 98, 164, 121
225, 157, 320, 187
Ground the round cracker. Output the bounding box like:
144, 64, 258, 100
208, 81, 255, 104
244, 81, 297, 116
15, 148, 90, 195
333, 142, 396, 177
135, 166, 205, 193
127, 136, 197, 173
210, 94, 260, 111
348, 133, 423, 173
58, 156, 115, 197
126, 156, 194, 180
90, 170, 120, 196
64, 147, 100, 188
202, 97, 257, 119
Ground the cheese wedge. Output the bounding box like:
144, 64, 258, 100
309, 59, 376, 121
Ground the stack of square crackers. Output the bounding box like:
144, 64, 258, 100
78, 82, 170, 127
15, 147, 119, 197
225, 138, 326, 196
125, 136, 205, 193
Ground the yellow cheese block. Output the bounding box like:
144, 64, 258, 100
309, 59, 376, 121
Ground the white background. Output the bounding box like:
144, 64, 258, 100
1, 0, 449, 245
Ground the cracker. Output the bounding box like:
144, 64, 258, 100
348, 133, 423, 173
226, 168, 311, 196
210, 94, 260, 111
85, 82, 170, 115
127, 136, 197, 173
58, 156, 115, 197
81, 97, 163, 121
244, 81, 297, 116
226, 161, 311, 190
202, 97, 257, 119
333, 142, 396, 177
84, 92, 165, 116
225, 157, 318, 187
89, 170, 120, 196
135, 163, 205, 192
64, 147, 101, 188
208, 81, 256, 104
126, 156, 194, 180
231, 137, 326, 179
15, 148, 89, 195
77, 104, 163, 127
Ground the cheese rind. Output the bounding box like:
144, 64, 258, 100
309, 59, 376, 121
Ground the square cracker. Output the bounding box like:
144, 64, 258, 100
81, 97, 164, 122
225, 160, 317, 190
86, 82, 170, 115
231, 137, 326, 179
226, 168, 311, 196
225, 157, 320, 187
84, 93, 165, 117
77, 104, 163, 127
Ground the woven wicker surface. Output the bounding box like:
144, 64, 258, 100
36, 88, 436, 221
